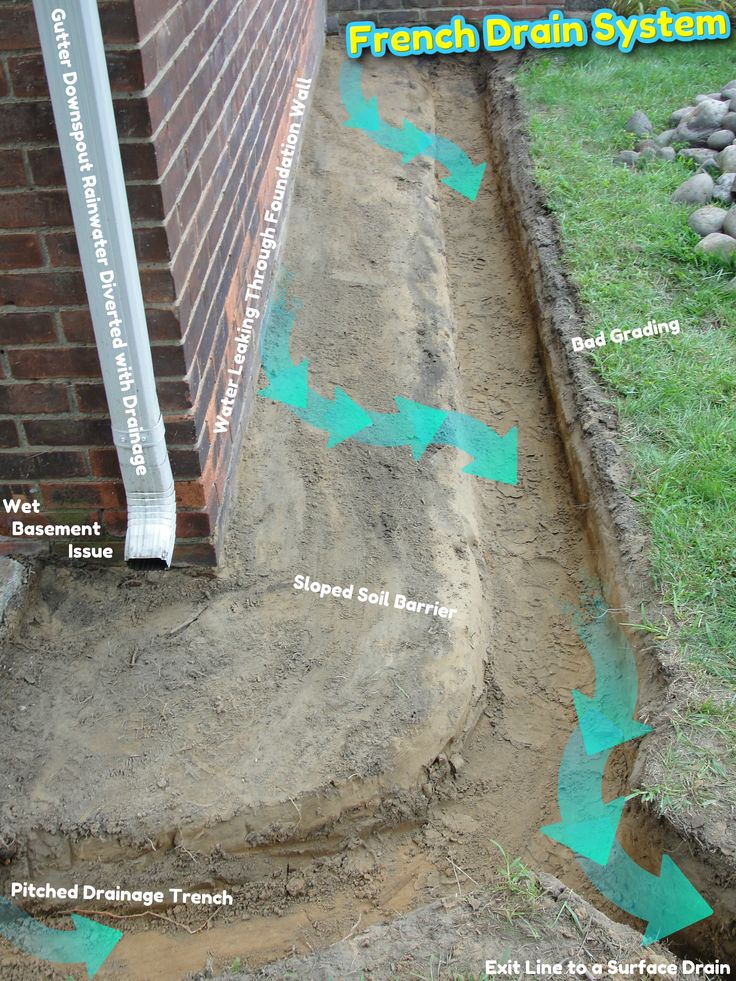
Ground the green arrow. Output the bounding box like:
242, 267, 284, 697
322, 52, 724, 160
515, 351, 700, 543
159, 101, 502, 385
573, 690, 652, 755
544, 595, 712, 946
461, 426, 518, 484
259, 359, 309, 408
340, 61, 486, 202
581, 847, 713, 947
394, 397, 448, 459
0, 898, 122, 978
344, 94, 380, 132
325, 387, 373, 446
543, 794, 627, 866
257, 273, 517, 485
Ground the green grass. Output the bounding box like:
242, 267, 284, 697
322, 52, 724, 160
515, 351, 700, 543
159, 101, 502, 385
516, 40, 736, 811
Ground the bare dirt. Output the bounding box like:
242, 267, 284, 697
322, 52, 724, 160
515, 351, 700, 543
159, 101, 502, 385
0, 42, 716, 981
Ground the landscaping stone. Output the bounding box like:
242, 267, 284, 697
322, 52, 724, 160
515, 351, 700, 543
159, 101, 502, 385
722, 80, 736, 98
695, 232, 736, 258
671, 172, 714, 204
613, 150, 639, 168
688, 206, 727, 236
624, 110, 652, 136
656, 147, 676, 162
654, 128, 676, 146
678, 147, 718, 166
707, 129, 735, 151
722, 112, 736, 134
712, 173, 736, 203
670, 106, 693, 126
723, 206, 736, 238
676, 98, 729, 143
718, 145, 736, 173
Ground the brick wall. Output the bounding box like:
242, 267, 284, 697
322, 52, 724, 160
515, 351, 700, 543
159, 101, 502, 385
329, 0, 555, 29
0, 0, 325, 565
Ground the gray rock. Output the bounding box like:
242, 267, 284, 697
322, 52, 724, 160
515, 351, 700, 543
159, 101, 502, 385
676, 98, 730, 144
721, 81, 736, 99
697, 158, 722, 177
654, 128, 677, 147
671, 172, 714, 204
712, 173, 736, 203
718, 145, 736, 173
707, 129, 734, 151
614, 150, 640, 168
723, 206, 736, 238
637, 139, 658, 151
0, 559, 24, 633
656, 147, 676, 162
722, 112, 736, 134
695, 232, 736, 257
625, 110, 653, 136
670, 106, 694, 126
732, 97, 736, 112
694, 93, 722, 104
688, 206, 727, 236
678, 147, 718, 166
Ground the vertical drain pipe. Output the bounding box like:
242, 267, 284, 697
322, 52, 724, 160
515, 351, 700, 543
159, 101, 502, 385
33, 0, 176, 569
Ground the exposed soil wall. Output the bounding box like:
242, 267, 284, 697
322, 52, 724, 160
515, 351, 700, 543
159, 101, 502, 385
484, 51, 736, 960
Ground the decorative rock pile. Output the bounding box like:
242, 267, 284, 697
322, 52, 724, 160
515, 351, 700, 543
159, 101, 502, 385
616, 80, 736, 267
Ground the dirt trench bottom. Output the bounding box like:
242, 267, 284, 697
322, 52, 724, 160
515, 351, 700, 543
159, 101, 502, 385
0, 45, 668, 981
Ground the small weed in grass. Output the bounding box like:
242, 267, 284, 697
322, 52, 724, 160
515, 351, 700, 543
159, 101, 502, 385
517, 40, 736, 814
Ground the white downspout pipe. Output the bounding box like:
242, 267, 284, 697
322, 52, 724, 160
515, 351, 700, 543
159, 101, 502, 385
33, 0, 176, 569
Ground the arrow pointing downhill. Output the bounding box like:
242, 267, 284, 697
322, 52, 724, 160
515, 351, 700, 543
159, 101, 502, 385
0, 897, 122, 979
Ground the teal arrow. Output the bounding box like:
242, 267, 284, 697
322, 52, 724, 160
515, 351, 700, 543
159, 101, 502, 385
325, 387, 373, 446
433, 134, 487, 201
340, 60, 486, 201
0, 897, 122, 978
573, 690, 652, 755
259, 359, 309, 408
581, 847, 713, 947
258, 274, 518, 486
394, 397, 448, 459
542, 593, 712, 945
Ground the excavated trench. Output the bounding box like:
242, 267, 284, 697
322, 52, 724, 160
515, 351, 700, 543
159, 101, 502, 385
0, 44, 731, 980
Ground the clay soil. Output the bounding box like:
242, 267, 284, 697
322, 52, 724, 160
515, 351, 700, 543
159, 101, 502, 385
0, 44, 703, 980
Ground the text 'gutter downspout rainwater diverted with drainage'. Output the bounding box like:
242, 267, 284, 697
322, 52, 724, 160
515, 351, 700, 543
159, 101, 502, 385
32, 0, 176, 569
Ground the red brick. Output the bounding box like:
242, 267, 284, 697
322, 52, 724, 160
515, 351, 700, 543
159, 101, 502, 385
101, 509, 127, 536
0, 312, 56, 345
41, 481, 126, 510
89, 449, 120, 478
76, 377, 191, 414
0, 271, 86, 307
7, 50, 144, 98
151, 343, 187, 377
60, 310, 94, 344
171, 543, 217, 565
140, 268, 176, 303
23, 418, 112, 447
0, 233, 43, 269
133, 227, 170, 264
99, 1, 141, 44
146, 308, 181, 342
0, 191, 72, 229
0, 63, 7, 99
113, 98, 153, 140
175, 480, 207, 509
0, 420, 19, 448
44, 232, 79, 268
176, 510, 212, 538
0, 103, 56, 146
0, 151, 25, 189
120, 143, 159, 182
2, 450, 89, 480
0, 6, 38, 50
8, 348, 101, 380
0, 382, 70, 415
